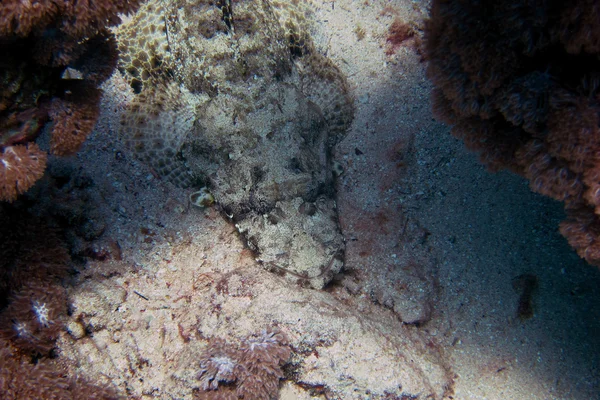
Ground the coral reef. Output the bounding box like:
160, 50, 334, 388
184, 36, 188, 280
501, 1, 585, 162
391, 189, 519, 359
196, 328, 291, 399
115, 0, 354, 288
0, 0, 140, 202
424, 0, 600, 265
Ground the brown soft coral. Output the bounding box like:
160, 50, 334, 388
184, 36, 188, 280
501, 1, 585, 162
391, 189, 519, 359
0, 344, 120, 399
556, 0, 600, 54
560, 207, 600, 263
73, 29, 120, 85
235, 329, 291, 399
425, 0, 600, 266
60, 0, 142, 38
196, 328, 291, 400
0, 0, 141, 38
0, 210, 120, 397
49, 82, 101, 156
0, 143, 47, 202
0, 214, 70, 300
0, 1, 56, 36
0, 282, 67, 355
0, 0, 140, 202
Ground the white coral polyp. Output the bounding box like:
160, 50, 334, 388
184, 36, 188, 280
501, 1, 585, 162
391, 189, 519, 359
246, 329, 281, 351
199, 355, 237, 390
13, 321, 30, 338
32, 301, 51, 327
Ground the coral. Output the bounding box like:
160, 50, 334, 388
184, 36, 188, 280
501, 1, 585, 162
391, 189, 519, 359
119, 82, 199, 187
0, 143, 47, 202
385, 18, 416, 56
0, 344, 120, 399
70, 29, 120, 86
424, 0, 600, 265
0, 0, 141, 202
116, 0, 354, 183
196, 328, 291, 399
0, 282, 67, 355
0, 0, 142, 38
49, 82, 101, 156
0, 211, 71, 355
0, 1, 56, 37
115, 0, 172, 94
556, 0, 600, 54
198, 338, 240, 391
559, 206, 600, 262
236, 329, 292, 399
0, 212, 70, 301
0, 207, 120, 397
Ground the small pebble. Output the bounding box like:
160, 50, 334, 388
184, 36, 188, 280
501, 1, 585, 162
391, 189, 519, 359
66, 321, 86, 340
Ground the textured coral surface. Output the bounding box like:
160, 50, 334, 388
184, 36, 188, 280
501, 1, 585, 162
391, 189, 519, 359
425, 0, 600, 266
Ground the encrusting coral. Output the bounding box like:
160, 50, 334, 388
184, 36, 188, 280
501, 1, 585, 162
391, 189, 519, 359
424, 0, 600, 266
195, 328, 291, 400
0, 0, 141, 202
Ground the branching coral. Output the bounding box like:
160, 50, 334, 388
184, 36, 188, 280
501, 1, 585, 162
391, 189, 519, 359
0, 0, 141, 202
425, 0, 600, 265
196, 328, 291, 400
